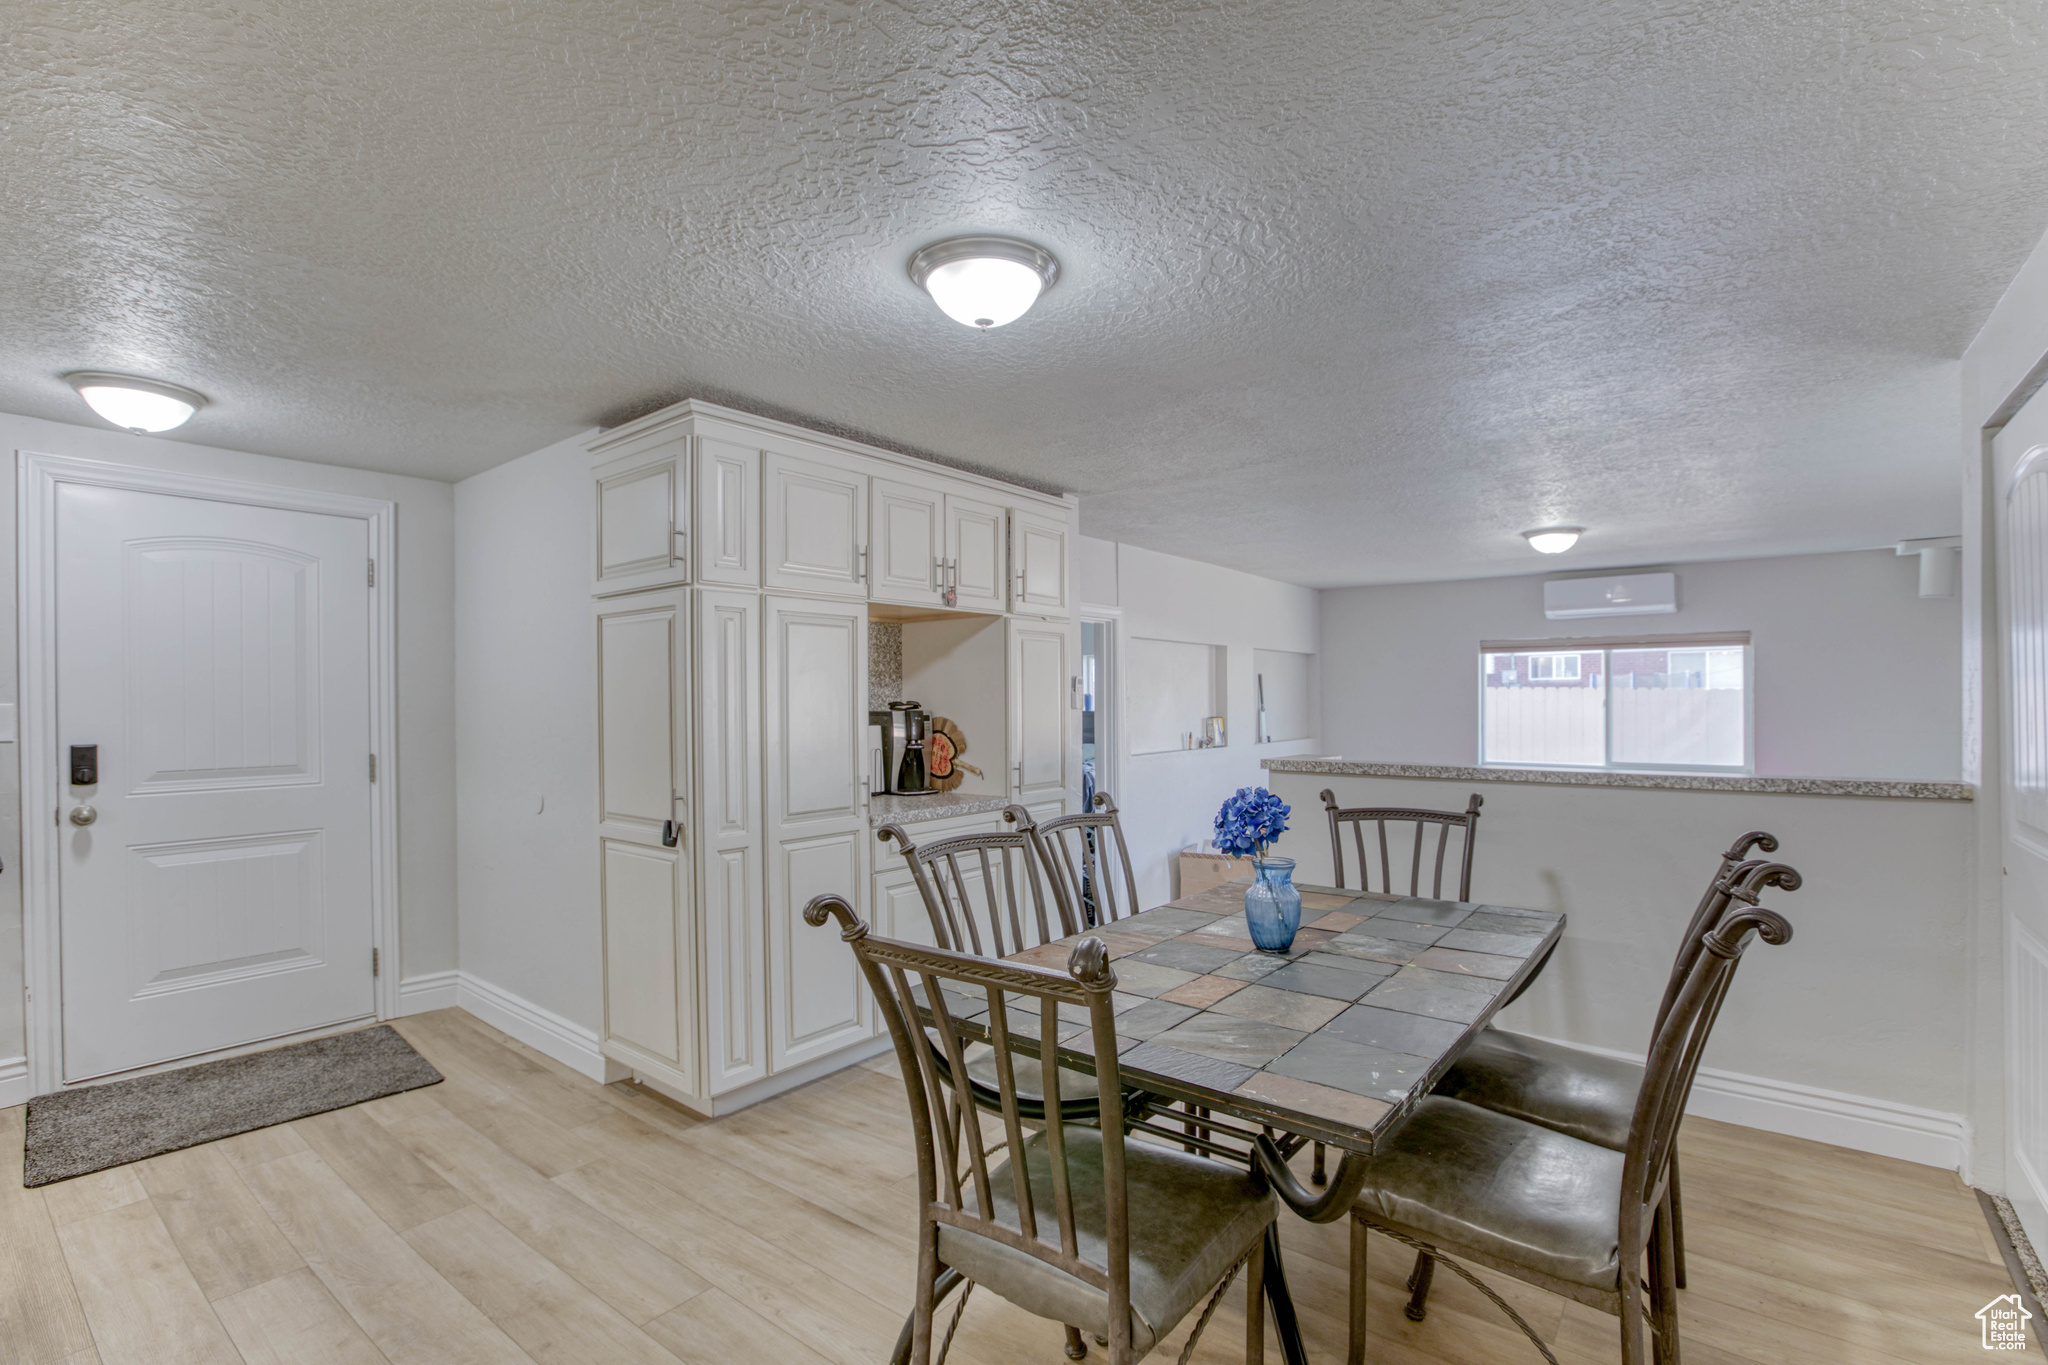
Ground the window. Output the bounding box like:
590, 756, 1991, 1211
1480, 635, 1749, 772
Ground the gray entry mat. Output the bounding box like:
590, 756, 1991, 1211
21, 1024, 442, 1187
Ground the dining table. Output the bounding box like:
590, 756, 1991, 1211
899, 875, 1565, 1365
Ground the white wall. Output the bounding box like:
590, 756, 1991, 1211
0, 411, 456, 1067
1318, 548, 1961, 780
1079, 538, 1321, 906
452, 432, 602, 1040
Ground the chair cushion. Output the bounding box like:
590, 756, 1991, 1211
1433, 1027, 1643, 1150
1352, 1095, 1624, 1291
937, 1128, 1276, 1351
962, 1045, 1098, 1103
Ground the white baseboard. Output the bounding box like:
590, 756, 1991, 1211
1526, 1033, 1971, 1174
397, 970, 460, 1015
451, 973, 622, 1084
0, 1055, 27, 1110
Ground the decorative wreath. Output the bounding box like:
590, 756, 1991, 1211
925, 716, 983, 791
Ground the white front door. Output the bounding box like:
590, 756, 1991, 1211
1996, 388, 2048, 1245
56, 484, 375, 1081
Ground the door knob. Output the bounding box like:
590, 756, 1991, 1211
68, 805, 97, 827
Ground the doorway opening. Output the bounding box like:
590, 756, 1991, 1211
1080, 614, 1118, 806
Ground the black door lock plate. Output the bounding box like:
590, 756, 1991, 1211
69, 744, 98, 786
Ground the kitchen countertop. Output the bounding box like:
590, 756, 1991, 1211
1262, 757, 1974, 802
869, 790, 1018, 825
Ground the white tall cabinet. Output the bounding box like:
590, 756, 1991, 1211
588, 400, 1080, 1115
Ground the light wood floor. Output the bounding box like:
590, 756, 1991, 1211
0, 1008, 2013, 1364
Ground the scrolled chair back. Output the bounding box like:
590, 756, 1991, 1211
803, 894, 1136, 1360
1021, 793, 1142, 928
1651, 845, 1800, 1035
878, 814, 1077, 958
1620, 898, 1795, 1258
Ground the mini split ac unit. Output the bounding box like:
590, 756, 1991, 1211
1542, 572, 1677, 620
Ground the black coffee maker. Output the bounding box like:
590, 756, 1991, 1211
871, 700, 932, 794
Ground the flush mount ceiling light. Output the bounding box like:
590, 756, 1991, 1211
63, 371, 207, 432
1522, 526, 1583, 554
907, 235, 1060, 329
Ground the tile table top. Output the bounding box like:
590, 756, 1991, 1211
979, 879, 1565, 1154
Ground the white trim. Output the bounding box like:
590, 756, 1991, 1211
454, 973, 626, 1084
631, 1035, 893, 1117
586, 398, 1069, 512
0, 1056, 27, 1110
1528, 1032, 1972, 1174
18, 452, 400, 1097
397, 971, 461, 1015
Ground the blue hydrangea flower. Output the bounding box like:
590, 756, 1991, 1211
1213, 786, 1290, 859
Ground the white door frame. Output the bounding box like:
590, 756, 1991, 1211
19, 452, 400, 1095
1080, 608, 1122, 805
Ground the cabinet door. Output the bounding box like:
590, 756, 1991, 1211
601, 840, 685, 1069
1008, 617, 1073, 806
1009, 506, 1070, 617
873, 863, 938, 949
593, 442, 689, 595
946, 493, 1008, 613
595, 590, 695, 1090
764, 452, 868, 596
764, 595, 872, 1071
695, 439, 759, 587
871, 479, 943, 607
696, 589, 766, 1093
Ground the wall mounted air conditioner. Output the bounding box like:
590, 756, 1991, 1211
1542, 572, 1677, 620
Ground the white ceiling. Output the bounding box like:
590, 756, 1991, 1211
4, 3, 2046, 587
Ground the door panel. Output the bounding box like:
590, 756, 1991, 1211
602, 840, 682, 1065
1009, 618, 1072, 804
1010, 507, 1070, 617
57, 487, 372, 1081
695, 438, 759, 587
593, 444, 688, 595
946, 494, 1007, 613
594, 589, 695, 1092
873, 480, 942, 607
764, 453, 867, 596
764, 596, 869, 1071
598, 605, 681, 838
1998, 389, 2048, 1248
696, 589, 766, 1093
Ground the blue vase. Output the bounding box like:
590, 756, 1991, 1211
1245, 857, 1302, 953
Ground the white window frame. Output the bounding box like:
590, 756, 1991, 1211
1526, 652, 1582, 681
1478, 632, 1753, 774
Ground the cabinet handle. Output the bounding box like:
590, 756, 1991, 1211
661, 818, 680, 848
858, 546, 868, 582
1013, 761, 1023, 792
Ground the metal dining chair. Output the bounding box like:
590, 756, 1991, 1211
875, 816, 1103, 1121
1309, 788, 1486, 1186
1332, 889, 1798, 1365
1319, 789, 1484, 899
1424, 831, 1795, 1306
1025, 793, 1143, 928
805, 894, 1291, 1365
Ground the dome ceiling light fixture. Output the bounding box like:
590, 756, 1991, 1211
907, 235, 1060, 330
63, 371, 208, 433
1522, 526, 1584, 554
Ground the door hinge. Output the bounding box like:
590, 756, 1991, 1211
372, 947, 380, 977
369, 754, 377, 782
368, 559, 376, 587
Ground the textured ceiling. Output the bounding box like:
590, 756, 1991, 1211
3, 2, 2046, 586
